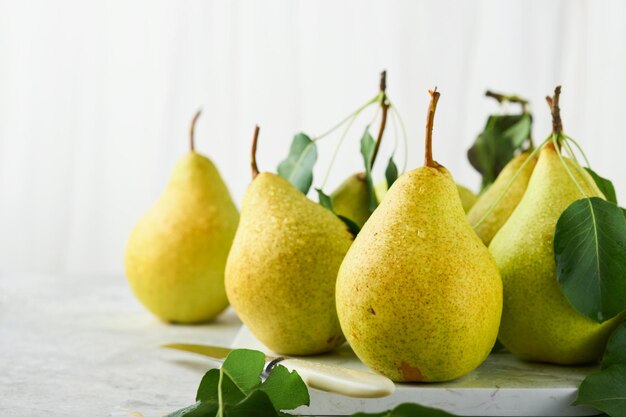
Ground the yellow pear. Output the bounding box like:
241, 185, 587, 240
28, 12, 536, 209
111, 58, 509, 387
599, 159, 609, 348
376, 179, 477, 213
490, 142, 621, 364
125, 111, 239, 323
467, 151, 537, 246
336, 90, 502, 382
330, 173, 371, 228
490, 87, 622, 364
225, 127, 353, 355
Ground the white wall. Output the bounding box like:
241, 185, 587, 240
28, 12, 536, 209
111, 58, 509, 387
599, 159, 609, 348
1, 0, 625, 276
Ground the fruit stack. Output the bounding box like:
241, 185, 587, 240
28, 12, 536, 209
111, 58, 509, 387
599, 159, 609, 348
125, 76, 626, 394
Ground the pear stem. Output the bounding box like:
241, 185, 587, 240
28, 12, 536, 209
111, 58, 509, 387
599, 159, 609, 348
371, 70, 389, 168
251, 125, 260, 179
546, 85, 563, 135
485, 90, 529, 113
424, 88, 440, 168
189, 109, 202, 152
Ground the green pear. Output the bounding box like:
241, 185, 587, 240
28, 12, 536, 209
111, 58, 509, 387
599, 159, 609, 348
490, 141, 622, 364
125, 111, 239, 323
336, 90, 502, 382
456, 184, 478, 213
225, 127, 353, 355
376, 179, 477, 213
467, 151, 537, 245
330, 173, 371, 228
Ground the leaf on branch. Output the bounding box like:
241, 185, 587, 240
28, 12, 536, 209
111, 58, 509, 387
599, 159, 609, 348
316, 188, 361, 236
467, 114, 532, 190
554, 197, 626, 322
277, 133, 318, 194
385, 157, 398, 189
585, 167, 617, 204
360, 127, 378, 212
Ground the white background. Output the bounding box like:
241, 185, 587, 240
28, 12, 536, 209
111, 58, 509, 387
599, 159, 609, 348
1, 0, 625, 276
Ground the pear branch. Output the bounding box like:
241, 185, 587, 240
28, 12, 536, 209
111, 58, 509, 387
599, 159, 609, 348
546, 85, 563, 135
251, 125, 260, 179
424, 88, 440, 168
485, 90, 529, 113
189, 109, 202, 152
371, 70, 389, 168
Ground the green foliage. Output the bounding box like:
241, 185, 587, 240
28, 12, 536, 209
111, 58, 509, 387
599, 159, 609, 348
167, 349, 309, 417
316, 188, 361, 236
385, 157, 398, 189
467, 113, 532, 190
277, 133, 318, 194
351, 403, 458, 417
585, 167, 617, 204
554, 197, 626, 322
575, 365, 626, 417
360, 127, 378, 211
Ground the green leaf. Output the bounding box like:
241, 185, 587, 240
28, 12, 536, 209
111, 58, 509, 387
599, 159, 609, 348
222, 349, 265, 394
351, 402, 458, 417
502, 113, 532, 149
574, 364, 626, 417
467, 114, 531, 190
165, 401, 218, 417
259, 364, 310, 411
338, 215, 361, 236
277, 133, 317, 194
225, 390, 282, 417
196, 369, 245, 405
385, 157, 398, 189
316, 188, 361, 236
585, 167, 617, 204
554, 197, 626, 322
316, 188, 333, 211
602, 319, 626, 369
360, 127, 378, 211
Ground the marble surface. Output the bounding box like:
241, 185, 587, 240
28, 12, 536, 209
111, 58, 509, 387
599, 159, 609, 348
0, 274, 602, 417
0, 274, 241, 417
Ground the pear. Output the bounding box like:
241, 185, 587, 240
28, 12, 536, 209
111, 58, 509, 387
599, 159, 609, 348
225, 127, 353, 355
456, 184, 478, 212
376, 179, 478, 213
125, 110, 239, 323
336, 90, 502, 382
331, 173, 371, 228
490, 87, 622, 364
467, 151, 537, 245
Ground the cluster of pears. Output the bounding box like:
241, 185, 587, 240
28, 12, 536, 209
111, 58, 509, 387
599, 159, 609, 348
124, 84, 621, 386
478, 86, 622, 364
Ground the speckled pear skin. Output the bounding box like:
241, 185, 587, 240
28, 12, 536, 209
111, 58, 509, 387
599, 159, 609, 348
375, 179, 477, 214
468, 151, 537, 246
331, 173, 372, 228
225, 172, 353, 355
125, 153, 239, 323
490, 143, 622, 364
336, 164, 503, 382
456, 184, 478, 213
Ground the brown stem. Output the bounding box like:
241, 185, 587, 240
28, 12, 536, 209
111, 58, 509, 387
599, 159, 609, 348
485, 90, 529, 112
424, 88, 440, 168
251, 125, 260, 179
545, 85, 563, 135
189, 109, 202, 152
371, 70, 388, 168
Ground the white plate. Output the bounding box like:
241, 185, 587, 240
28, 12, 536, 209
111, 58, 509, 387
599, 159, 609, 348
231, 326, 599, 416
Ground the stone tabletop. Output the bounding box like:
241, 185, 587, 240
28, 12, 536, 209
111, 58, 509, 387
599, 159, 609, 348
0, 274, 241, 417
